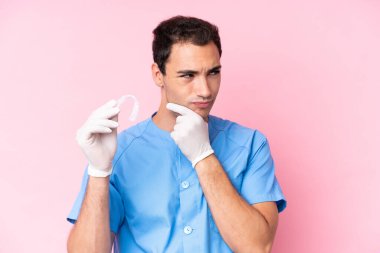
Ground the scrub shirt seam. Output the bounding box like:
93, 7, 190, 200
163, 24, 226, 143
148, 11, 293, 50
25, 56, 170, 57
209, 117, 256, 150
113, 122, 150, 168
215, 128, 252, 152
251, 138, 268, 161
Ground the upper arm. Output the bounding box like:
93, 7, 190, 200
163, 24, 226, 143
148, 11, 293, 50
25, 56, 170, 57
241, 132, 287, 213
252, 201, 279, 238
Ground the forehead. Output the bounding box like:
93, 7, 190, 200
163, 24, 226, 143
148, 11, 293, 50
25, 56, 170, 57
166, 42, 220, 70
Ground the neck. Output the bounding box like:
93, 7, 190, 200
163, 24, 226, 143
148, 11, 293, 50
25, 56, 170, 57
152, 101, 177, 133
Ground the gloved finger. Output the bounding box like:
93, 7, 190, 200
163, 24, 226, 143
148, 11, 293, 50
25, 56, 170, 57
170, 131, 179, 142
110, 113, 118, 123
116, 95, 127, 107
166, 103, 194, 116
86, 125, 113, 135
91, 119, 119, 129
91, 99, 118, 116
173, 124, 181, 131
91, 107, 120, 120
175, 115, 185, 124
76, 125, 112, 143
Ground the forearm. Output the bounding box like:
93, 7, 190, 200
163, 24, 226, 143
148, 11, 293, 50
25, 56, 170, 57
67, 176, 113, 253
195, 155, 274, 253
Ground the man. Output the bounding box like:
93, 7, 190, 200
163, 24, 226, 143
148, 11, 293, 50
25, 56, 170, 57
67, 16, 287, 253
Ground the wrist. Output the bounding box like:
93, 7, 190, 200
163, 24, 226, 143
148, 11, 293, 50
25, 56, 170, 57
192, 148, 214, 168
87, 164, 113, 177
194, 154, 219, 175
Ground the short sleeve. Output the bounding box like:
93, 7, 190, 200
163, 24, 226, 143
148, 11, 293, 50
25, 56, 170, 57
67, 166, 125, 233
240, 132, 287, 213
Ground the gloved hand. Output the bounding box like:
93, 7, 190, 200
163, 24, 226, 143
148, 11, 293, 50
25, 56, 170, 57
166, 103, 214, 167
76, 99, 121, 177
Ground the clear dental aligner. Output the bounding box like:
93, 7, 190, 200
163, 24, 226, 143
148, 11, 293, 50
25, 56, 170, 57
117, 95, 139, 121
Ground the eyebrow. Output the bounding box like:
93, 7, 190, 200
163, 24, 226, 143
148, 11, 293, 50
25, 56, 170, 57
176, 65, 222, 75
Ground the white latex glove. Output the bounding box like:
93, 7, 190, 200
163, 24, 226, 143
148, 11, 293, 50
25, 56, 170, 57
166, 103, 214, 167
76, 99, 121, 177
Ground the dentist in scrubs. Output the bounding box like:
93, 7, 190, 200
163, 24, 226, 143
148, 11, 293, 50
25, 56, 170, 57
67, 15, 287, 253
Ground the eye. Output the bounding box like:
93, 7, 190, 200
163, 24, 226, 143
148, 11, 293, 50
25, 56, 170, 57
209, 70, 220, 76
180, 73, 194, 79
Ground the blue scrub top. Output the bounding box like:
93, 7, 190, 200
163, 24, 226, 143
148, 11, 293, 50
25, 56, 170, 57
68, 112, 287, 252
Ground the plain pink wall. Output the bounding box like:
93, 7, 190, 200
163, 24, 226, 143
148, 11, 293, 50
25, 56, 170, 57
1, 0, 379, 252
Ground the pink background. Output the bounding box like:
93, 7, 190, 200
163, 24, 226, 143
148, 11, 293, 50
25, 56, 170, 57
1, 0, 379, 252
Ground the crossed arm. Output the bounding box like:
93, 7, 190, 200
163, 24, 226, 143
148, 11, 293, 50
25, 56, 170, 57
195, 154, 279, 253
166, 103, 280, 252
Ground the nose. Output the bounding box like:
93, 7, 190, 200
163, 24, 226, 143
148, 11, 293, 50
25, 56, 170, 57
195, 76, 212, 99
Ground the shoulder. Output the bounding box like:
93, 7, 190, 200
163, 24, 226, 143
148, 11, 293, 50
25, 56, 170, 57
114, 118, 151, 158
209, 115, 268, 151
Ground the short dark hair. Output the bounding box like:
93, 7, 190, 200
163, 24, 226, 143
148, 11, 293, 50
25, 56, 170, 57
152, 15, 222, 75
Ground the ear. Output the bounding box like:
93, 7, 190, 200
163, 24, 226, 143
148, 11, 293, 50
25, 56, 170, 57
151, 63, 164, 88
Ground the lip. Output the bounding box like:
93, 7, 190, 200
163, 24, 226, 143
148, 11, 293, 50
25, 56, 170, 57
192, 101, 212, 108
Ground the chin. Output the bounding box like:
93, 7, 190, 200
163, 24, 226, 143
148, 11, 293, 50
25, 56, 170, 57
187, 104, 213, 119
197, 109, 211, 119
